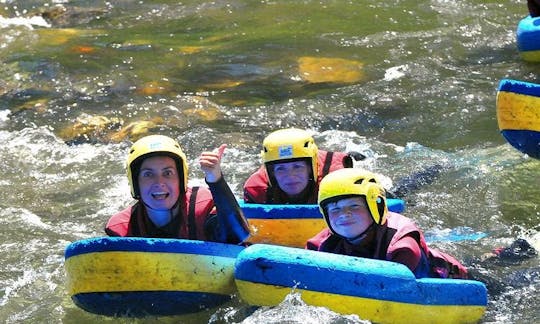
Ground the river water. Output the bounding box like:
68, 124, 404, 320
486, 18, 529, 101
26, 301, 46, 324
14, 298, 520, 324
1, 1, 539, 323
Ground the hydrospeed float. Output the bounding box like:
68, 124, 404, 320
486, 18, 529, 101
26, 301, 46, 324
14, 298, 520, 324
66, 200, 488, 318
517, 15, 540, 62
64, 237, 244, 317
240, 198, 405, 247
234, 244, 488, 324
496, 78, 540, 159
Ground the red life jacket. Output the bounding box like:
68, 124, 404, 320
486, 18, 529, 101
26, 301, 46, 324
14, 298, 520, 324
243, 150, 352, 204
105, 186, 215, 239
306, 212, 468, 279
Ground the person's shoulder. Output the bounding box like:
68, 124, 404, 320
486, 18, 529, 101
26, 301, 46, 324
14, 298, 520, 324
387, 211, 415, 220
243, 167, 269, 195
105, 205, 134, 236
386, 212, 420, 229
316, 149, 349, 156
316, 149, 331, 159
307, 227, 333, 243
244, 166, 268, 182
316, 149, 352, 168
107, 205, 133, 224
386, 211, 409, 220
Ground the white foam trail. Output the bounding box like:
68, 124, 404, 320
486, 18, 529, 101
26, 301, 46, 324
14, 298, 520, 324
0, 208, 51, 230
530, 231, 540, 252
384, 64, 408, 81
0, 15, 51, 29
0, 110, 10, 125
0, 270, 36, 307
20, 210, 51, 229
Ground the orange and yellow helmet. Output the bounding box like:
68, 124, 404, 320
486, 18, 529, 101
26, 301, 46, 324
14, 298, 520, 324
318, 168, 388, 225
126, 135, 188, 199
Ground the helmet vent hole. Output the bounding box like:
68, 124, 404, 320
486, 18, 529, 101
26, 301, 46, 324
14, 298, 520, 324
304, 141, 309, 148
354, 179, 364, 184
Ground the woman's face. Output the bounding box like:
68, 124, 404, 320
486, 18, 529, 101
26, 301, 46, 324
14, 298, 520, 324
138, 156, 180, 210
272, 160, 310, 197
326, 197, 373, 239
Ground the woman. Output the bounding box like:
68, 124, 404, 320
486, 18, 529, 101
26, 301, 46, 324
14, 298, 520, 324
105, 134, 250, 244
243, 128, 360, 204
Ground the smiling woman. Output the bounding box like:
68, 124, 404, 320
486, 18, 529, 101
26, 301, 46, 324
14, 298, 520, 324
104, 134, 250, 243
137, 156, 181, 225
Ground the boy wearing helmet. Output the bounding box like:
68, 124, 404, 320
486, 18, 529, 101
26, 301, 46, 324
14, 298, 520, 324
105, 135, 250, 243
243, 128, 362, 204
306, 168, 468, 279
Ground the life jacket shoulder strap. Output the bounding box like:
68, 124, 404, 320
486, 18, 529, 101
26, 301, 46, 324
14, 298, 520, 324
321, 151, 334, 177
187, 186, 199, 239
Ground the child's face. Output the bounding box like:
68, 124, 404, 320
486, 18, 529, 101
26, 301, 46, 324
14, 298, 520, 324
138, 156, 180, 210
272, 160, 309, 196
326, 197, 373, 239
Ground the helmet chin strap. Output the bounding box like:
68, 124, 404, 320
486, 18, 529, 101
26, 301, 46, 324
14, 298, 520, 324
144, 199, 181, 228
345, 222, 376, 245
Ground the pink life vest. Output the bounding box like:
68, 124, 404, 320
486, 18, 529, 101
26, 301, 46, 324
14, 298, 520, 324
105, 186, 215, 239
306, 212, 468, 279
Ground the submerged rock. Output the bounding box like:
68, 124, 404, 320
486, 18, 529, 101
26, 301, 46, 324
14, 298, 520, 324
38, 4, 109, 28
35, 27, 106, 46
136, 81, 173, 96
13, 98, 49, 114
297, 56, 364, 84
59, 114, 123, 144
183, 96, 222, 122
58, 95, 226, 144
108, 118, 163, 142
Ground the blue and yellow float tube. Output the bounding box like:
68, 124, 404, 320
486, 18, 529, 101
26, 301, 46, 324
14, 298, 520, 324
517, 15, 540, 62
496, 78, 540, 159
240, 198, 405, 247
234, 244, 487, 324
64, 237, 244, 317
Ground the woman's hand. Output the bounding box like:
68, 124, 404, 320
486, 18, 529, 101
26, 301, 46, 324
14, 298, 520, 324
199, 144, 227, 183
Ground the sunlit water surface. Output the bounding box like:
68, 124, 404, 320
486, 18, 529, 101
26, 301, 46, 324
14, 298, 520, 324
1, 1, 539, 323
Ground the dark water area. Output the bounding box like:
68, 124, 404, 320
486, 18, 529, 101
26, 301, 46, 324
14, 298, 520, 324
1, 1, 539, 323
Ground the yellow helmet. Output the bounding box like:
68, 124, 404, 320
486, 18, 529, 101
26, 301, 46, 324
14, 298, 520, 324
126, 135, 188, 199
262, 128, 318, 179
318, 168, 388, 225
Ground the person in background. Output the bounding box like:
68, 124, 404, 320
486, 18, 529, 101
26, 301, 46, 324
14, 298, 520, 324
528, 0, 540, 17
105, 134, 250, 244
243, 128, 364, 204
306, 168, 468, 279
490, 238, 537, 261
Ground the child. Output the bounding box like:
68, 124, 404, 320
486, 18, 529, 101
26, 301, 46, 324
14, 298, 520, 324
243, 128, 363, 204
306, 168, 468, 279
105, 134, 250, 244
